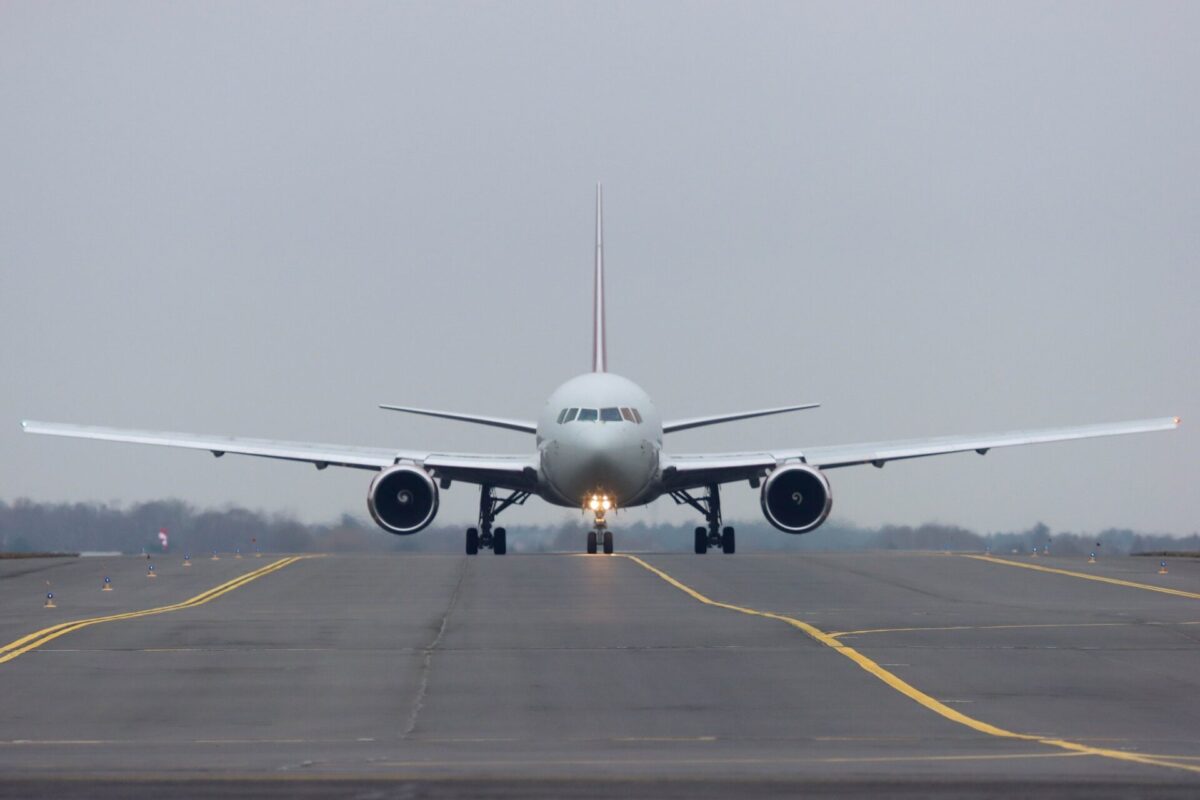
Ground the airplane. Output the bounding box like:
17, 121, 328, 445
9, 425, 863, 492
22, 186, 1180, 556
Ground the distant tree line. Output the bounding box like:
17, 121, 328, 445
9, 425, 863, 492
0, 498, 1194, 556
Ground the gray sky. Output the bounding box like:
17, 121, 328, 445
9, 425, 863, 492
2, 1, 1196, 536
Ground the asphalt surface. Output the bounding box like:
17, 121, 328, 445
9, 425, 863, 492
1, 549, 1199, 798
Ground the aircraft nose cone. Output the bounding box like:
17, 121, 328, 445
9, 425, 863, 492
546, 425, 654, 505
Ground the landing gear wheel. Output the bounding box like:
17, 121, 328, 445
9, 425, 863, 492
603, 530, 614, 555
587, 531, 598, 555
721, 526, 736, 554
472, 484, 530, 558
694, 526, 708, 554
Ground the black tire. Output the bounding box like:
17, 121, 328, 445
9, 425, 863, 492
586, 531, 598, 554
603, 530, 614, 555
694, 526, 707, 554
466, 527, 479, 556
494, 527, 507, 555
722, 526, 736, 555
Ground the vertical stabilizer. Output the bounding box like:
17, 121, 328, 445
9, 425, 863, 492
592, 183, 607, 372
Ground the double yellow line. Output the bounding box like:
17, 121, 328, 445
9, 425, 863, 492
962, 554, 1200, 600
0, 556, 307, 666
620, 554, 1200, 777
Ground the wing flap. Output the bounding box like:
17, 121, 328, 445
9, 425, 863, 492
423, 453, 540, 491
660, 452, 775, 490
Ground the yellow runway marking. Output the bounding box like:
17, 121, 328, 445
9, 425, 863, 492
827, 620, 1200, 639
961, 555, 1200, 600
619, 554, 1200, 777
0, 556, 308, 666
797, 751, 1089, 765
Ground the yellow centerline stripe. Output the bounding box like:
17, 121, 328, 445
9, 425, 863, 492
0, 557, 306, 665
961, 555, 1200, 600
827, 621, 1192, 639
619, 554, 1200, 776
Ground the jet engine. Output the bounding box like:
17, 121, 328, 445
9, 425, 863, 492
760, 464, 832, 533
367, 465, 439, 534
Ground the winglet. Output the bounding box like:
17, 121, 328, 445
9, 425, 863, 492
592, 182, 607, 373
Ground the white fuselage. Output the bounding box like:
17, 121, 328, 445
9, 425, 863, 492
536, 372, 662, 509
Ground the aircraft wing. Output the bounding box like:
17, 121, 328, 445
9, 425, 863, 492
20, 421, 538, 489
662, 416, 1180, 489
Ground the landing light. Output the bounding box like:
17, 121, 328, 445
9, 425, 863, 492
586, 494, 614, 514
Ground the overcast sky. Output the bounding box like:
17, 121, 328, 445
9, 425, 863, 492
2, 2, 1195, 537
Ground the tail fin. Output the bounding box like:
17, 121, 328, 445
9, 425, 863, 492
592, 183, 607, 372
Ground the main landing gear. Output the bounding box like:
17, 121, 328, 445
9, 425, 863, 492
466, 485, 530, 556
670, 483, 735, 555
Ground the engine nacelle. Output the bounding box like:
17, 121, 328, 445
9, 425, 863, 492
760, 464, 832, 534
367, 465, 439, 534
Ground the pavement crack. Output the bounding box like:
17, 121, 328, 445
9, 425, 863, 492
402, 556, 468, 739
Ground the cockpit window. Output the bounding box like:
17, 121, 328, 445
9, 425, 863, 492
565, 407, 641, 423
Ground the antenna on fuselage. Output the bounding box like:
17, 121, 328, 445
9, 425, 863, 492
592, 182, 607, 373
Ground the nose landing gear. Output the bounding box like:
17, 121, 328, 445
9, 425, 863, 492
586, 524, 614, 555
671, 483, 735, 555
584, 493, 615, 554
465, 485, 529, 555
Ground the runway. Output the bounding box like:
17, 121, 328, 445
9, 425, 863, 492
1, 549, 1199, 797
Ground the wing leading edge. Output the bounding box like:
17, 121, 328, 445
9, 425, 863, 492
20, 420, 537, 489
662, 416, 1180, 490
